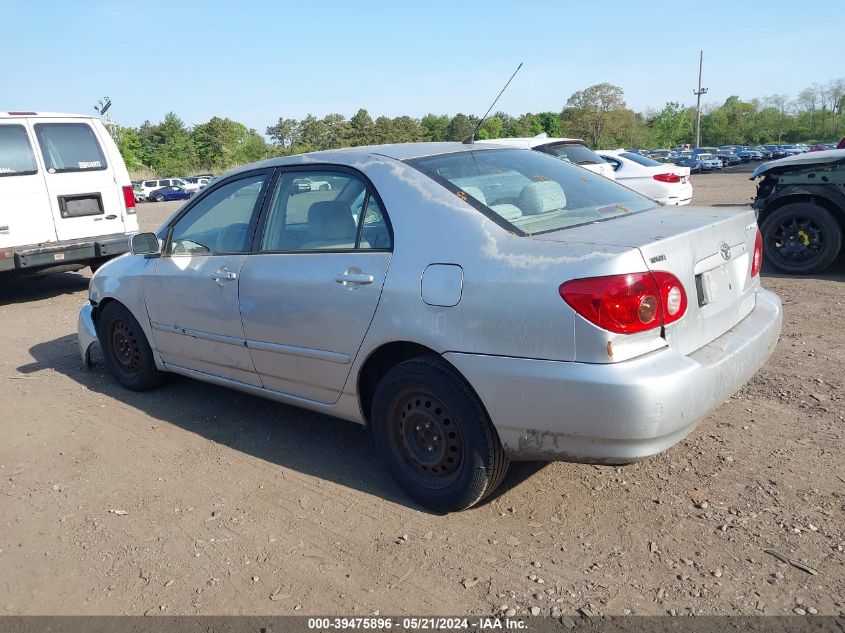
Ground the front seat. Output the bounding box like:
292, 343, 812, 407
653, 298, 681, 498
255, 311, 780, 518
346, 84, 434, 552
300, 201, 358, 249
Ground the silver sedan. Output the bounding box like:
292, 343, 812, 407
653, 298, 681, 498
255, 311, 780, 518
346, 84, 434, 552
78, 143, 782, 512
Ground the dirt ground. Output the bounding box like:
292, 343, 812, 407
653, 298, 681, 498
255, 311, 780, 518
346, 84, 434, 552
1, 167, 843, 618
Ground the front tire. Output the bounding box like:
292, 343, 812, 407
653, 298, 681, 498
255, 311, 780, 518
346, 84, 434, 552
371, 357, 509, 512
97, 302, 163, 391
155, 194, 165, 202
760, 202, 842, 274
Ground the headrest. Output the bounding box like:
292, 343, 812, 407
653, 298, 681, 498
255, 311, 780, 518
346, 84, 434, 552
518, 180, 567, 215
307, 201, 356, 241
461, 186, 487, 206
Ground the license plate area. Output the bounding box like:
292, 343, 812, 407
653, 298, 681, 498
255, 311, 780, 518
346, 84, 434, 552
58, 193, 103, 218
695, 263, 738, 307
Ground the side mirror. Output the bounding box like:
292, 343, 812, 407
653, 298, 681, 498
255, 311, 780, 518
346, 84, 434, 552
130, 232, 161, 256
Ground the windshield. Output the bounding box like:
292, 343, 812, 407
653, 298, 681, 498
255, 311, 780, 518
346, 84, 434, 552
536, 142, 604, 166
408, 149, 657, 236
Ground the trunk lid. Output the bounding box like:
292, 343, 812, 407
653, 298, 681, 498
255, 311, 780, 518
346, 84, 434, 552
531, 206, 760, 355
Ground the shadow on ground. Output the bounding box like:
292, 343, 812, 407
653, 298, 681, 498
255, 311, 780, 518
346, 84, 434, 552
20, 334, 545, 514
0, 271, 89, 306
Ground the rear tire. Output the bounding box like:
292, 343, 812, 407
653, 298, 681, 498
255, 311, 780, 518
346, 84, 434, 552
97, 302, 163, 391
760, 202, 842, 274
370, 357, 508, 512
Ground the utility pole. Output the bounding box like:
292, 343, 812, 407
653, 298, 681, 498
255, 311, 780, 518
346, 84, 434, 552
94, 97, 120, 145
693, 51, 708, 148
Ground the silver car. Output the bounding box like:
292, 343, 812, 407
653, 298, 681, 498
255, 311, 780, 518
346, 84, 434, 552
78, 143, 782, 512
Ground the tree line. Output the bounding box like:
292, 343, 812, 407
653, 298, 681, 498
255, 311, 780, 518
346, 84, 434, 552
116, 78, 845, 178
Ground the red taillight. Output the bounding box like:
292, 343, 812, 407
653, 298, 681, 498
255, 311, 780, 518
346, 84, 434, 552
122, 185, 136, 213
653, 172, 681, 183
751, 229, 763, 277
559, 271, 687, 334
7, 111, 38, 116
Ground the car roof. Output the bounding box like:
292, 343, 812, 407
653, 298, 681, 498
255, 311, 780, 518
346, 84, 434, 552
481, 135, 588, 149
0, 111, 98, 119
222, 142, 522, 179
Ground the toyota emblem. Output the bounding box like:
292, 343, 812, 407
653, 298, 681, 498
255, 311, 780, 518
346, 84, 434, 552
719, 242, 732, 261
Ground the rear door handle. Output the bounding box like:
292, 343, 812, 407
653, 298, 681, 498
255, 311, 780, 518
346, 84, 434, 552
211, 267, 237, 282
335, 270, 374, 285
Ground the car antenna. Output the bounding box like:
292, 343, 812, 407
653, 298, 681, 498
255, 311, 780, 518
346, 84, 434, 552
464, 62, 523, 144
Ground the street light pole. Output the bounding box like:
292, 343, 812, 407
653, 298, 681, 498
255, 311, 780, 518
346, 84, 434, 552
693, 51, 708, 148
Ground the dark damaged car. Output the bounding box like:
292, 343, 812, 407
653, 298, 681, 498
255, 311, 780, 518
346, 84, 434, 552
752, 149, 845, 274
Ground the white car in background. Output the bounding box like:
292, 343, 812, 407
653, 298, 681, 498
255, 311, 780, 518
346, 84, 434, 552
482, 134, 616, 180
182, 176, 212, 193
597, 150, 692, 206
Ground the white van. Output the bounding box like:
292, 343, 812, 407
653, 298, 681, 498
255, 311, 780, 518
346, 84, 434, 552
0, 112, 138, 276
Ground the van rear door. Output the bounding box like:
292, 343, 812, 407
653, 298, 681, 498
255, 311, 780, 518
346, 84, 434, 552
29, 118, 126, 241
0, 122, 56, 249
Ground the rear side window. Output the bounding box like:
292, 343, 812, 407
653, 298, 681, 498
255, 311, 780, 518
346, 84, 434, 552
619, 152, 663, 167
538, 142, 604, 166
34, 123, 107, 173
0, 125, 38, 177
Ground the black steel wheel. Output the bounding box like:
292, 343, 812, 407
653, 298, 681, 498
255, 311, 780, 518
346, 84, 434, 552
760, 202, 842, 274
388, 390, 464, 489
98, 302, 163, 391
371, 357, 509, 512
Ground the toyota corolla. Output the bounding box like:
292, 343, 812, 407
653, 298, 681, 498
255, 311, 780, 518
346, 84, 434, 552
78, 143, 782, 512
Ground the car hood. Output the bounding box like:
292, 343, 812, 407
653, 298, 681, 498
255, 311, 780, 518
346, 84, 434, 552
750, 149, 845, 179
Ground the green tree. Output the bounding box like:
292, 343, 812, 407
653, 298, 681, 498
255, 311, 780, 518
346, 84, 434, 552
445, 113, 478, 142
563, 83, 627, 147
349, 109, 374, 146
420, 114, 450, 141
648, 102, 693, 148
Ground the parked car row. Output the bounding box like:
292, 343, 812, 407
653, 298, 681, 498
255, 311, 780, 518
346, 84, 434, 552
131, 175, 213, 202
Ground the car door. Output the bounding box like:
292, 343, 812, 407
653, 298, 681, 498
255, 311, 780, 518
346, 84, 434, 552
0, 122, 55, 249
30, 119, 124, 241
238, 167, 393, 404
142, 170, 272, 385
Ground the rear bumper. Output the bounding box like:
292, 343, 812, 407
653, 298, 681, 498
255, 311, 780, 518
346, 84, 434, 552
444, 288, 782, 463
0, 233, 132, 273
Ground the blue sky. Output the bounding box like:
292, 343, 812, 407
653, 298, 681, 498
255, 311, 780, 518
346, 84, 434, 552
3, 0, 843, 132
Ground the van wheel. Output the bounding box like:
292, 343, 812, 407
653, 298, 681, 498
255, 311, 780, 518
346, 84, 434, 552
97, 302, 163, 391
370, 357, 509, 512
760, 203, 842, 274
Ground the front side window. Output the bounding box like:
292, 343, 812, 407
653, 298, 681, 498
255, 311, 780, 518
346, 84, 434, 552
168, 173, 268, 256
0, 125, 37, 177
261, 170, 391, 251
409, 149, 657, 236
34, 123, 107, 173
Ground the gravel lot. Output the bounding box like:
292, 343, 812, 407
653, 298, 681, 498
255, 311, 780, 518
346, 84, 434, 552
1, 168, 843, 617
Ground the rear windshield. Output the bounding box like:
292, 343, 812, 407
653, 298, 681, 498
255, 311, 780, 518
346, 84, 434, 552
408, 148, 657, 236
536, 142, 604, 166
619, 152, 663, 166
34, 123, 107, 173
0, 125, 38, 177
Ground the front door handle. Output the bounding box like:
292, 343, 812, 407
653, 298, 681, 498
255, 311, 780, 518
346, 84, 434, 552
211, 267, 237, 282
335, 268, 374, 286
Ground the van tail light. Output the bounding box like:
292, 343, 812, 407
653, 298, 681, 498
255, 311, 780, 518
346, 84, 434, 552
559, 271, 687, 334
751, 229, 763, 277
653, 173, 681, 183
122, 186, 136, 214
